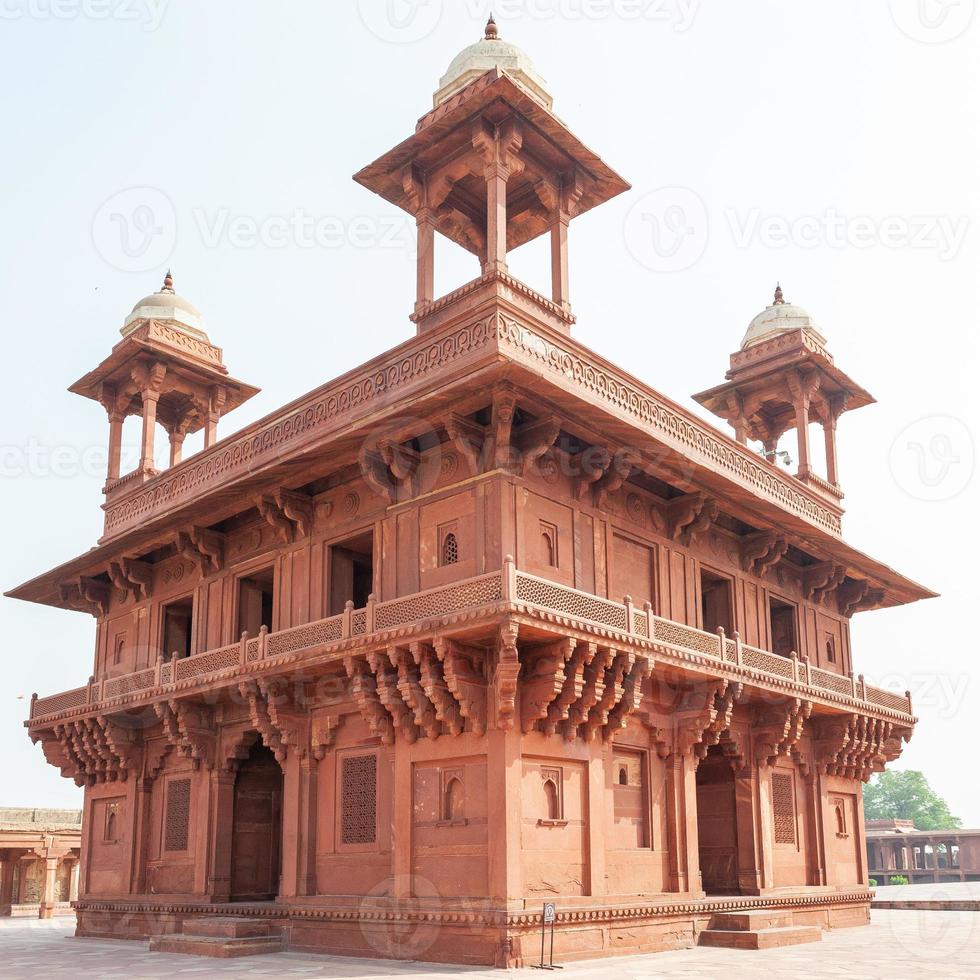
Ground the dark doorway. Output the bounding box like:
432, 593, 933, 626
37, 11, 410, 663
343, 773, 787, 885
768, 596, 798, 657
230, 741, 283, 902
162, 596, 193, 659
329, 531, 374, 615
700, 569, 733, 635
237, 567, 275, 638
696, 745, 739, 894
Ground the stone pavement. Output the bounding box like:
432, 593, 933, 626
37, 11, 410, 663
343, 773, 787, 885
1, 910, 978, 979
872, 880, 980, 911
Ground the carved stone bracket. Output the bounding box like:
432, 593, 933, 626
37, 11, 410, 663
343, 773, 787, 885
174, 526, 225, 576
59, 578, 110, 617
413, 641, 464, 736
435, 636, 490, 736
154, 700, 216, 770
39, 716, 141, 785
802, 562, 847, 603
108, 558, 154, 602
676, 679, 744, 760
651, 492, 719, 546
311, 713, 343, 761
255, 489, 313, 543
520, 637, 576, 734
366, 649, 420, 743
344, 655, 395, 745
813, 713, 911, 782
388, 645, 440, 740
838, 579, 886, 617
491, 621, 521, 731
740, 530, 789, 576
753, 698, 813, 767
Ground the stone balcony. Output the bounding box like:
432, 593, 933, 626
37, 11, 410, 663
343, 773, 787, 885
27, 560, 913, 736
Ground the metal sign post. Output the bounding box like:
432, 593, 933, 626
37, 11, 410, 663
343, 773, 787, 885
532, 902, 562, 969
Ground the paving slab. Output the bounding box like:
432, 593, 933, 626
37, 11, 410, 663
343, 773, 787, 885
1, 910, 978, 979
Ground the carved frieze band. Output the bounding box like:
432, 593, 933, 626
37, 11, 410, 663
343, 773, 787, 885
103, 311, 841, 538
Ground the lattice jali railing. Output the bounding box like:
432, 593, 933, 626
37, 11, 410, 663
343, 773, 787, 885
865, 685, 912, 714
103, 669, 155, 699
245, 638, 261, 663
174, 644, 240, 682
351, 610, 368, 636
810, 666, 855, 697
724, 638, 738, 664
267, 615, 344, 656
32, 686, 88, 718
652, 618, 722, 658
740, 644, 796, 679
632, 610, 649, 637
515, 573, 629, 631
374, 572, 503, 630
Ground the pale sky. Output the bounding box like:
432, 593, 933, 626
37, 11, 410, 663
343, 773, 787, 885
1, 1, 977, 824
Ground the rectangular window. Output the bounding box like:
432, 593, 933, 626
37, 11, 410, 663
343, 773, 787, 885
162, 597, 193, 660
772, 772, 796, 844
768, 596, 798, 657
237, 567, 275, 638
329, 532, 374, 616
340, 753, 378, 845
164, 778, 191, 852
824, 632, 837, 664
700, 568, 733, 634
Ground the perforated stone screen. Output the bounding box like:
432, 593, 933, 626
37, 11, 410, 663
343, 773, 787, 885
164, 777, 191, 852
771, 771, 796, 845
341, 754, 377, 845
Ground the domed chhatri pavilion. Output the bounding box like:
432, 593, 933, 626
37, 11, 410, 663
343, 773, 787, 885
10, 21, 933, 967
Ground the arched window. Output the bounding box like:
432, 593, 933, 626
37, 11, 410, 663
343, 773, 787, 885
618, 767, 629, 785
543, 778, 560, 820
825, 635, 837, 663
835, 802, 846, 836
442, 532, 458, 566
104, 809, 117, 842
540, 522, 558, 567
443, 776, 464, 821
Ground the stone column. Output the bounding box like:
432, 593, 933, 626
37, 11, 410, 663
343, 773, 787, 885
39, 856, 59, 919
279, 749, 319, 899
106, 411, 124, 482
665, 752, 702, 895
586, 749, 607, 897
756, 766, 776, 890
484, 161, 509, 276
204, 387, 225, 449
487, 726, 523, 902
416, 209, 435, 311
139, 391, 160, 473
550, 209, 570, 310
0, 853, 17, 916
390, 739, 413, 900
206, 769, 236, 902
734, 768, 763, 894
805, 772, 827, 885
168, 428, 187, 467
69, 859, 80, 902
822, 417, 839, 486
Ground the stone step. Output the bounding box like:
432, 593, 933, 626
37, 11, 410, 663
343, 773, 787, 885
180, 916, 272, 939
149, 934, 283, 958
707, 909, 794, 931
699, 924, 822, 950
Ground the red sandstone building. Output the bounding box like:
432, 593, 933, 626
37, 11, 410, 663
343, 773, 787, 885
10, 22, 934, 966
867, 820, 980, 885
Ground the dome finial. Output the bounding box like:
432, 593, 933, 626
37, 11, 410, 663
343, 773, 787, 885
773, 281, 784, 305
162, 269, 174, 293
485, 14, 499, 40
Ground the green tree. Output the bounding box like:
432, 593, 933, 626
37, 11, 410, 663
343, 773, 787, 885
864, 771, 962, 830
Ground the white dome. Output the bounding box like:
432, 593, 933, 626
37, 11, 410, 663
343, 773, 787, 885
122, 271, 209, 341
741, 285, 826, 349
434, 18, 552, 109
